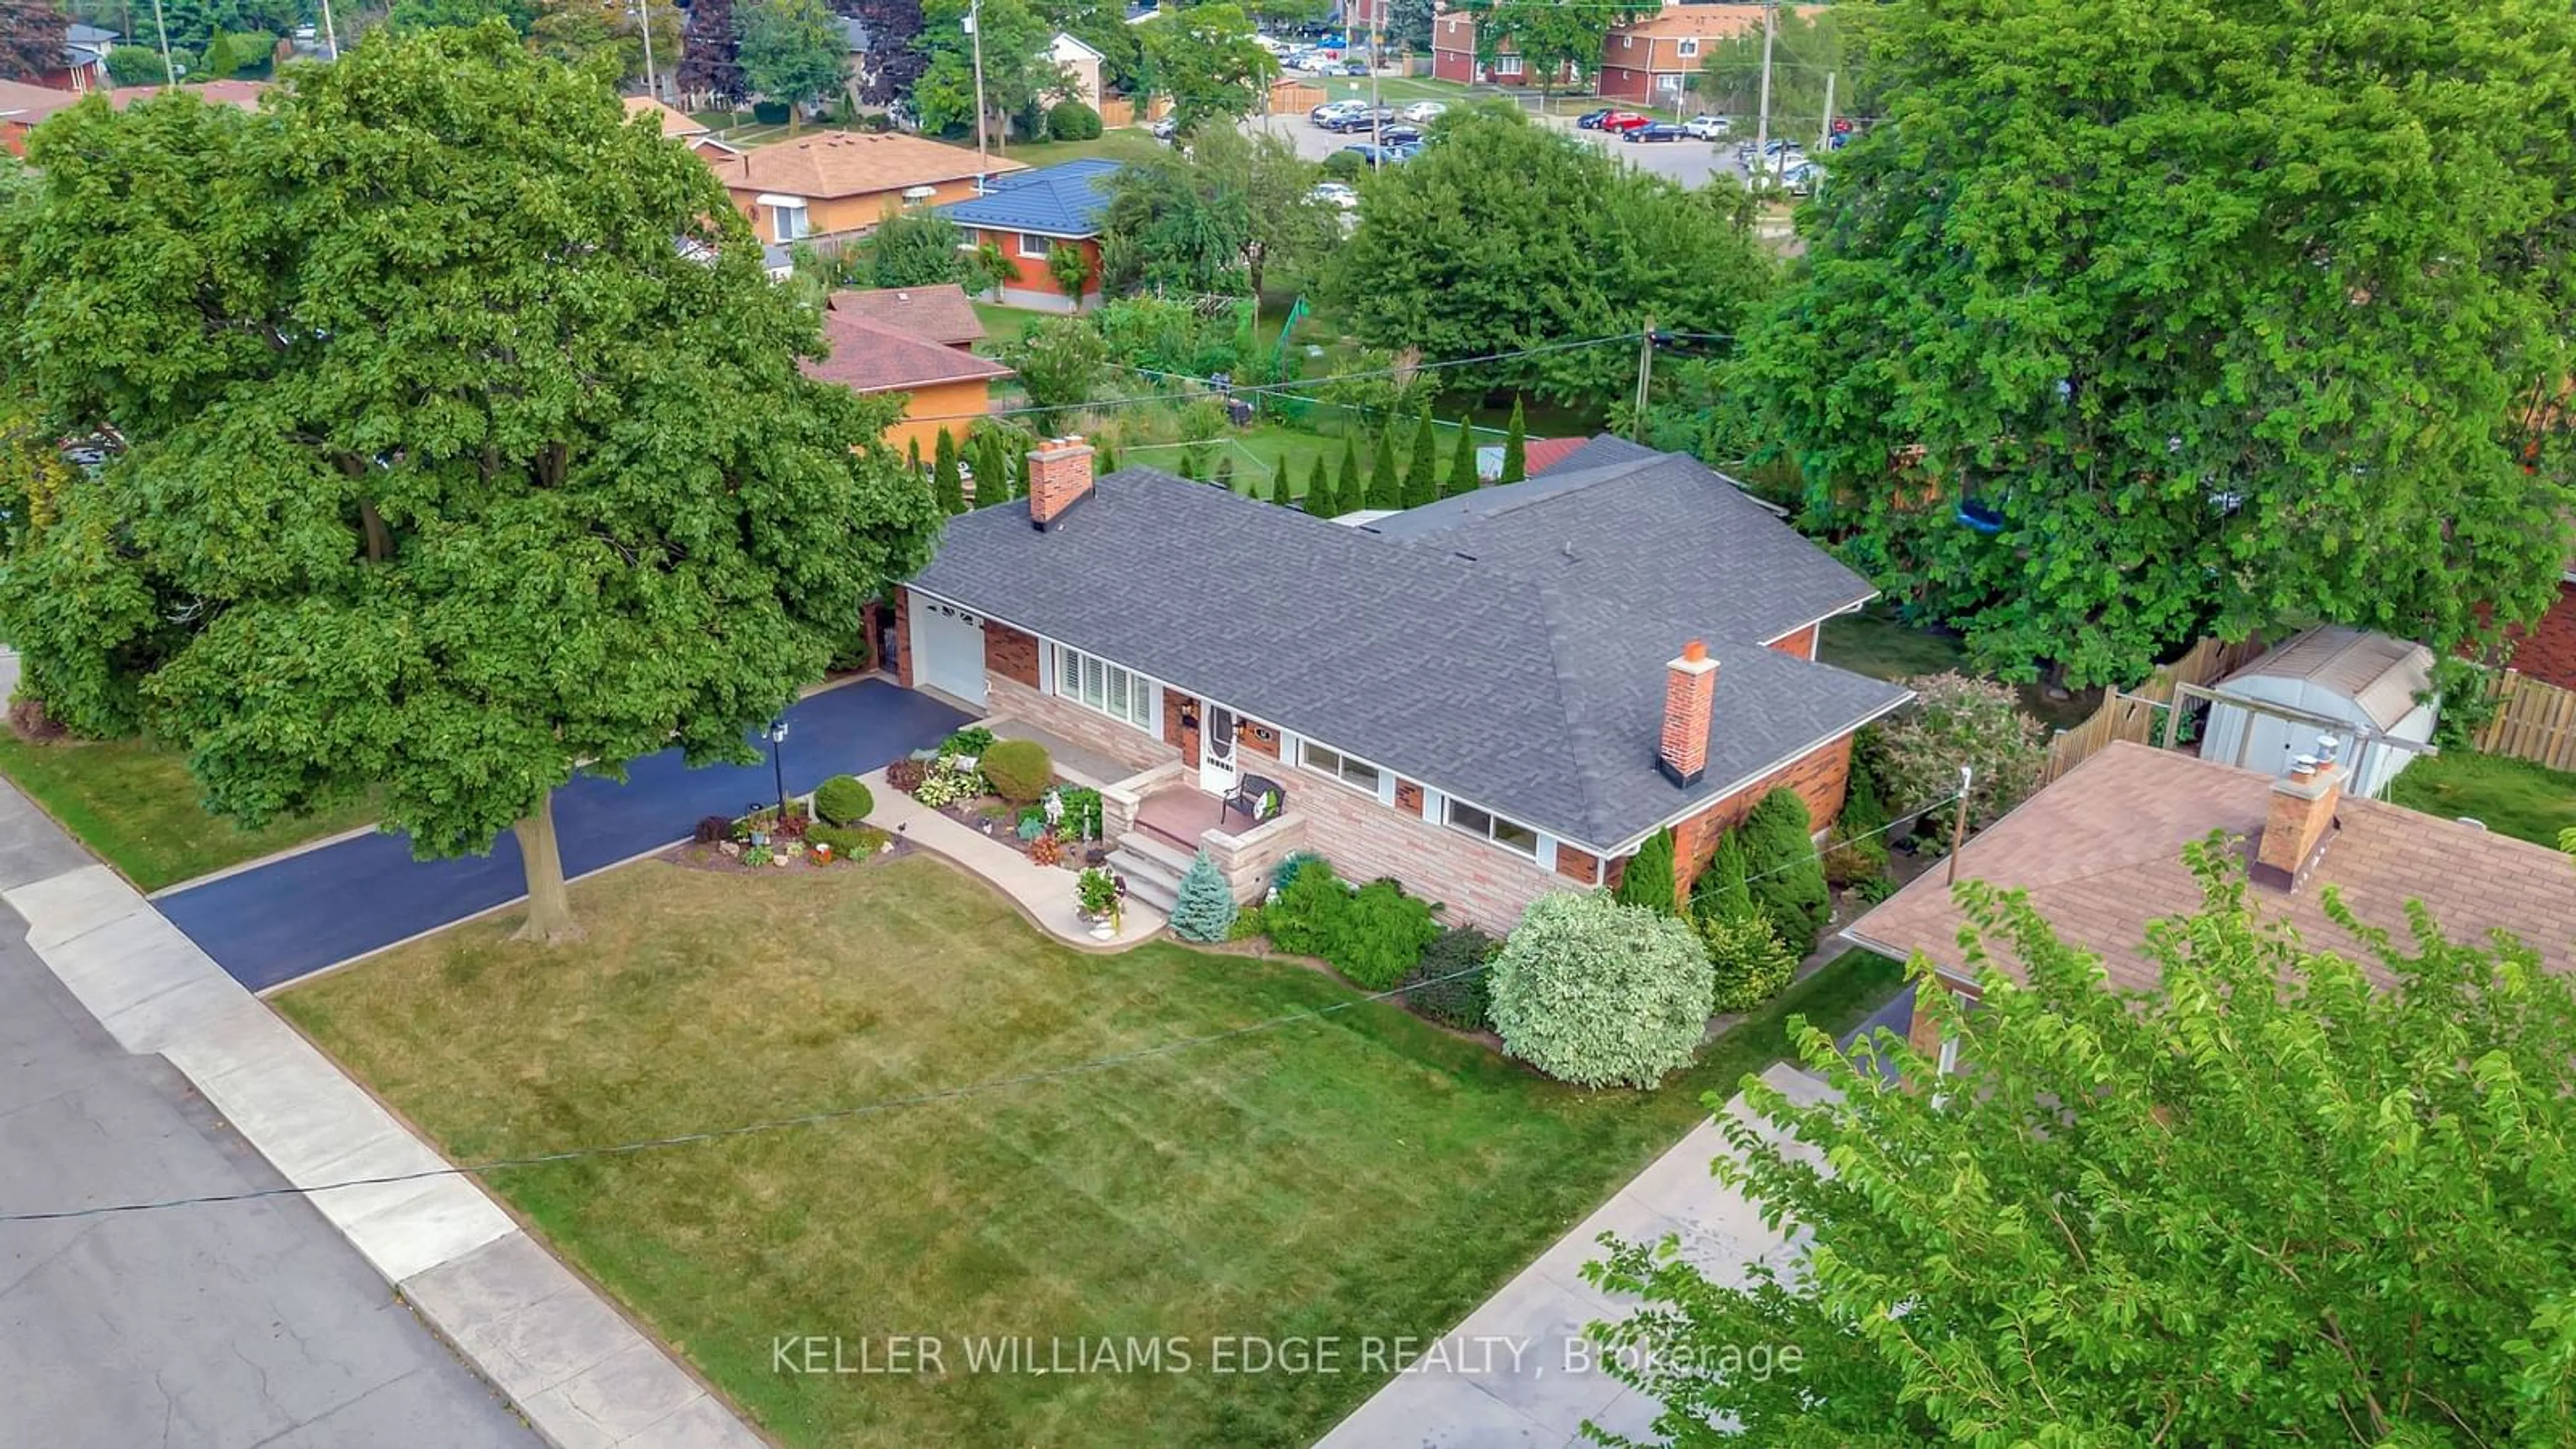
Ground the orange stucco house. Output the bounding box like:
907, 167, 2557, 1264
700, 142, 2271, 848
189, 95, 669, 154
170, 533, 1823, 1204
804, 285, 1014, 455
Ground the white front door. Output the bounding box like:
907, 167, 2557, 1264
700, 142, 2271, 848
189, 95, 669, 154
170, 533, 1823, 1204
912, 599, 987, 707
1200, 702, 1239, 794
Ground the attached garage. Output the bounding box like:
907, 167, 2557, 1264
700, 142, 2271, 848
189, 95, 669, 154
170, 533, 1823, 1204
908, 594, 989, 708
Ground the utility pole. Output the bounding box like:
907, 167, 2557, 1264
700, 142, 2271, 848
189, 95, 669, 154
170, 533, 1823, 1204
1369, 6, 1383, 161
1817, 69, 1835, 151
148, 0, 175, 86
1944, 765, 1974, 886
1751, 0, 1776, 186
967, 0, 990, 176
317, 0, 339, 62
635, 0, 659, 105
1631, 319, 1655, 443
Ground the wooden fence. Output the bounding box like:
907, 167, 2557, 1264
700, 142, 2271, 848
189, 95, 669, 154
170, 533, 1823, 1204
2473, 668, 2576, 772
2041, 635, 2272, 782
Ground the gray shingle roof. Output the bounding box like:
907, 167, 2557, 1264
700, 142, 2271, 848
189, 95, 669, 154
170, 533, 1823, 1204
909, 444, 1909, 849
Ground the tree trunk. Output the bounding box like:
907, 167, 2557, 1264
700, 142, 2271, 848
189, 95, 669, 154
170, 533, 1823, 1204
511, 787, 585, 945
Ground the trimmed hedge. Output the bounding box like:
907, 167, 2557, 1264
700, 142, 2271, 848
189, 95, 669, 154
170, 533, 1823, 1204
1489, 893, 1712, 1089
1049, 99, 1103, 140
814, 774, 875, 826
807, 822, 888, 859
979, 739, 1053, 804
1400, 926, 1497, 1032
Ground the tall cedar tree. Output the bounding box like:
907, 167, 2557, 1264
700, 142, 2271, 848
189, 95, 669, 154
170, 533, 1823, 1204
1611, 826, 1678, 915
0, 28, 940, 942
1499, 396, 1527, 482
676, 0, 745, 103
0, 0, 68, 80
1336, 433, 1361, 505
1367, 429, 1399, 510
839, 0, 924, 105
1214, 454, 1235, 492
1301, 455, 1328, 515
1443, 415, 1479, 496
1597, 849, 2576, 1443
1739, 0, 2576, 686
1739, 788, 1828, 950
1694, 828, 1756, 919
1401, 402, 1438, 508
932, 429, 965, 513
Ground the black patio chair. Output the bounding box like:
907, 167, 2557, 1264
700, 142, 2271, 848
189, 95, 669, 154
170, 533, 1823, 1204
1224, 773, 1285, 829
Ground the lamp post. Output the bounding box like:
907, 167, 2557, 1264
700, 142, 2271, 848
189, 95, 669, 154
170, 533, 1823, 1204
767, 718, 790, 824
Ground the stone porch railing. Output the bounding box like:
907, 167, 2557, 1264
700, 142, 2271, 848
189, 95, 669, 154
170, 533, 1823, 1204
1102, 761, 1189, 844
1199, 809, 1309, 902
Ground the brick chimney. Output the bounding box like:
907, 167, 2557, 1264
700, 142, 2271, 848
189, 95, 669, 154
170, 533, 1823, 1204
1028, 435, 1096, 530
2252, 738, 2345, 889
1658, 640, 1719, 787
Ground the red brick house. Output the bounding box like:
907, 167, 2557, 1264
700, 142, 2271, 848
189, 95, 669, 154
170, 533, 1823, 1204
2497, 566, 2576, 690
894, 435, 1909, 927
1429, 11, 1577, 88
1597, 5, 1805, 106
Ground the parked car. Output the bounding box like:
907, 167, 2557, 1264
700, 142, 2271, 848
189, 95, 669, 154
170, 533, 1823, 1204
1377, 123, 1424, 146
1307, 180, 1359, 209
1333, 58, 1370, 75
1623, 121, 1686, 144
1399, 100, 1448, 123
1597, 111, 1651, 133
1148, 115, 1179, 142
1309, 99, 1366, 125
1341, 141, 1421, 166
1574, 108, 1613, 129
1780, 162, 1819, 195
1323, 106, 1397, 132
1682, 113, 1731, 139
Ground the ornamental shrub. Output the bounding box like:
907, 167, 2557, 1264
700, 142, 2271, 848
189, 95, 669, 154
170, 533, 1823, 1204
807, 822, 888, 859
1612, 825, 1679, 915
1270, 850, 1326, 896
693, 814, 733, 844
1266, 857, 1347, 957
1049, 99, 1103, 141
1053, 786, 1104, 840
979, 739, 1053, 804
1169, 851, 1239, 943
814, 773, 875, 826
1400, 925, 1497, 1032
1701, 908, 1796, 1012
1691, 826, 1756, 918
1822, 763, 1891, 888
885, 758, 930, 794
1860, 672, 2047, 830
1489, 892, 1713, 1089
910, 763, 985, 808
940, 725, 996, 759
1740, 788, 1829, 951
1322, 878, 1439, 990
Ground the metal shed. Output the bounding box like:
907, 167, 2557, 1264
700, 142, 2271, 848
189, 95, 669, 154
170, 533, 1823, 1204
2197, 625, 2437, 797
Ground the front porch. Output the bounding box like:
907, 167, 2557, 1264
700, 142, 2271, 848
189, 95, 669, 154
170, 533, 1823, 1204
1102, 765, 1309, 914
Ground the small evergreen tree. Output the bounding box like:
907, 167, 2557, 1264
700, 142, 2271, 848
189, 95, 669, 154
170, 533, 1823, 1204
1338, 433, 1362, 505
1613, 826, 1680, 915
1401, 402, 1439, 508
1214, 453, 1236, 491
1268, 466, 1292, 505
1300, 455, 1328, 514
1740, 788, 1829, 951
907, 436, 923, 476
1499, 396, 1527, 484
1169, 850, 1239, 942
1443, 415, 1480, 497
932, 429, 965, 514
1368, 429, 1400, 510
1695, 828, 1757, 920
1093, 439, 1118, 475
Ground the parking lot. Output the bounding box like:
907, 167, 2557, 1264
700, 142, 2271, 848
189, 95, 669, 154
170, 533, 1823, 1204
1244, 105, 1786, 193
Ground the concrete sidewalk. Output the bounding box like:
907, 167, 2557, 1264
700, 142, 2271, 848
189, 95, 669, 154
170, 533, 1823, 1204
865, 765, 1170, 948
1313, 1063, 1835, 1448
5, 860, 765, 1449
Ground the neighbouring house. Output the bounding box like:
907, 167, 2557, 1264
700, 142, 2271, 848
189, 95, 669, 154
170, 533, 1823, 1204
2195, 625, 2436, 798
1597, 5, 1809, 106
826, 283, 985, 352
896, 434, 1910, 928
1047, 32, 1106, 111
704, 131, 1024, 246
3, 76, 266, 154
1429, 11, 1577, 88
1848, 741, 2576, 1071
42, 23, 117, 92
1472, 435, 1587, 483
623, 95, 709, 142
935, 159, 1121, 312
2496, 561, 2576, 692
803, 294, 1013, 455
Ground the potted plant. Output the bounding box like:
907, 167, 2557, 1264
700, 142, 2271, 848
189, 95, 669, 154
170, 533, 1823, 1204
1076, 866, 1122, 938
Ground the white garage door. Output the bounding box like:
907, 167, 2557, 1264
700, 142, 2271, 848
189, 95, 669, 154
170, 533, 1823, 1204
912, 598, 989, 707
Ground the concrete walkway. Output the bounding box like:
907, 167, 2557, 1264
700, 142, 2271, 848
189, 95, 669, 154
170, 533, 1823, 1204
1313, 1062, 1835, 1448
5, 859, 765, 1449
864, 765, 1170, 947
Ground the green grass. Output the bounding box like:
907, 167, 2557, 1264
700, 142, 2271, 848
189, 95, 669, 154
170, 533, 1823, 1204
1819, 606, 2102, 733
2385, 749, 2576, 849
0, 734, 375, 891
977, 128, 1169, 170
281, 855, 1903, 1449
969, 302, 1040, 352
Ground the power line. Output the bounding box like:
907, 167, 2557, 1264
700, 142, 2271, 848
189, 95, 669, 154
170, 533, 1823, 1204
0, 801, 1949, 1225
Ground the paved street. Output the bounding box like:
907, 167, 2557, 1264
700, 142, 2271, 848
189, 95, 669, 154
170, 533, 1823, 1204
157, 677, 968, 991
0, 791, 534, 1449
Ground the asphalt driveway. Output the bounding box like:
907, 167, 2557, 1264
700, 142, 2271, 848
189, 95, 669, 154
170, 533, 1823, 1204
158, 680, 969, 991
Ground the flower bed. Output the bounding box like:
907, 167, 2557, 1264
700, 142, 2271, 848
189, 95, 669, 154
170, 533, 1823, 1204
667, 793, 897, 873
895, 729, 1109, 874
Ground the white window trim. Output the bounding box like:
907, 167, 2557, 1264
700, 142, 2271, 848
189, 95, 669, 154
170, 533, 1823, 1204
1496, 53, 1522, 75
1018, 231, 1053, 259
1050, 641, 1155, 733
1298, 739, 1385, 796
771, 203, 810, 242
1676, 38, 1698, 56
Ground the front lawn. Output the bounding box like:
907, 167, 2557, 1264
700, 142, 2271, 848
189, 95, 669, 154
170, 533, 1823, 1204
2385, 749, 2576, 849
0, 733, 374, 890
281, 855, 1902, 1448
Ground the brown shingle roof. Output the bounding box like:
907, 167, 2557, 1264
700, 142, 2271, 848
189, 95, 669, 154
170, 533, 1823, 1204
1845, 741, 2576, 992
1614, 4, 1819, 42
802, 311, 1013, 394
0, 78, 83, 125
709, 131, 1023, 201
623, 95, 708, 139
826, 284, 984, 347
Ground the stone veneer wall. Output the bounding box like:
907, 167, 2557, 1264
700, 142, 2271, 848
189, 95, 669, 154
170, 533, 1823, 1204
984, 676, 1177, 776
1285, 763, 1574, 934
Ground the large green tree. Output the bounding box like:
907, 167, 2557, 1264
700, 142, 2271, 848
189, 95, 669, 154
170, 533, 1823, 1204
1326, 106, 1775, 405
1696, 6, 1876, 129
1738, 0, 2576, 688
733, 0, 845, 124
0, 28, 941, 941
527, 0, 677, 85
914, 0, 1061, 140
388, 0, 537, 35
1453, 0, 1649, 95
1098, 125, 1330, 299
1593, 847, 2576, 1444
1134, 0, 1273, 129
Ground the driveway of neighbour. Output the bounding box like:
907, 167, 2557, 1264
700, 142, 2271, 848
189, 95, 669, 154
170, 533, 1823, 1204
158, 678, 969, 991
0, 790, 535, 1449
1313, 1062, 1833, 1448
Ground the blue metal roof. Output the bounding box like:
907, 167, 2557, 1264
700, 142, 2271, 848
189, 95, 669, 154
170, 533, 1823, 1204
937, 159, 1126, 238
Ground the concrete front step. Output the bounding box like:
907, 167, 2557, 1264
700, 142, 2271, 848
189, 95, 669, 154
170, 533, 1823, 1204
1108, 848, 1182, 914
1112, 828, 1199, 875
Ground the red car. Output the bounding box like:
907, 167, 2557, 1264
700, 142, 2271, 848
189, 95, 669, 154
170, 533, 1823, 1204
1598, 111, 1651, 133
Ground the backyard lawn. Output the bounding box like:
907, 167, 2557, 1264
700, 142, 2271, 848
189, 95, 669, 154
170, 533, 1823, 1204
1820, 606, 2101, 733
0, 734, 374, 890
282, 853, 1903, 1449
2385, 749, 2576, 849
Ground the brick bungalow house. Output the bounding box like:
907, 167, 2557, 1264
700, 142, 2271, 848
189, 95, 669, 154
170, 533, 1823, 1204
1429, 11, 1578, 89
804, 286, 1012, 456
704, 131, 1022, 246
1597, 5, 1809, 106
934, 159, 1121, 313
1845, 740, 2576, 1071
895, 435, 1911, 926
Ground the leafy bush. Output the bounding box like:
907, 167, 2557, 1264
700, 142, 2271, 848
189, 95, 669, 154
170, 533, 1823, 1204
1855, 874, 1899, 905
814, 773, 875, 826
1270, 850, 1325, 896
1400, 926, 1498, 1032
1227, 903, 1271, 941
885, 758, 930, 794
1700, 908, 1796, 1012
1489, 893, 1713, 1089
694, 814, 733, 844
910, 764, 985, 808
1862, 672, 2047, 830
940, 725, 997, 759
1320, 149, 1364, 183
1053, 786, 1104, 840
1169, 851, 1239, 943
1016, 813, 1049, 841
1612, 825, 1678, 914
1265, 857, 1347, 957
1075, 866, 1122, 916
105, 44, 167, 86
807, 822, 888, 859
979, 739, 1053, 804
2426, 655, 2498, 751
1322, 879, 1440, 990
1049, 99, 1104, 141
1821, 761, 1892, 888
866, 205, 968, 288
1740, 789, 1830, 953
1028, 833, 1065, 867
